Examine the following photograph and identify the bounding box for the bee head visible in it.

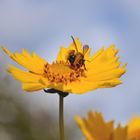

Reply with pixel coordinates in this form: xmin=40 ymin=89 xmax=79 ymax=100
xmin=69 ymin=54 xmax=75 ymax=64
xmin=67 ymin=50 xmax=76 ymax=65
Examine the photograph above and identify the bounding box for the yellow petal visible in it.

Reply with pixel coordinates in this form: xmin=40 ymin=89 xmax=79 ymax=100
xmin=75 ymin=111 xmax=114 ymax=140
xmin=86 ymin=45 xmax=119 ymax=70
xmin=2 ymin=47 xmax=47 ymax=74
xmin=8 ymin=65 xmax=41 ymax=82
xmin=75 ymin=111 xmax=130 ymax=140
xmin=87 ymin=112 xmax=114 ymax=140
xmin=84 ymin=45 xmax=126 ymax=90
xmin=128 ymin=117 xmax=140 ymax=139
xmin=7 ymin=65 xmax=50 ymax=92
xmin=52 ymin=80 xmax=98 ymax=94
xmin=97 ymin=78 xmax=122 ymax=88
xmin=56 ymin=46 xmax=68 ymax=62
xmin=86 ymin=56 xmax=121 ymax=74
xmin=22 ymin=83 xmax=46 ymax=92
xmin=45 ymin=78 xmax=122 ymax=94
xmin=75 ymin=116 xmax=94 ymax=140
xmin=90 ymin=47 xmax=104 ymax=61
xmin=113 ymin=125 xmax=128 ymax=140
xmin=86 ymin=67 xmax=126 ymax=82
xmin=1 ymin=46 xmax=12 ymax=56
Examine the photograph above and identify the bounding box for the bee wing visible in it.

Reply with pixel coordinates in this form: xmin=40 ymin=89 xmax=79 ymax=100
xmin=83 ymin=45 xmax=89 ymax=55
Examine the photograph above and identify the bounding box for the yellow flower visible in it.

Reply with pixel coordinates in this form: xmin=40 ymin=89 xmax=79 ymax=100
xmin=76 ymin=111 xmax=140 ymax=140
xmin=76 ymin=111 xmax=128 ymax=140
xmin=128 ymin=117 xmax=140 ymax=139
xmin=2 ymin=37 xmax=126 ymax=94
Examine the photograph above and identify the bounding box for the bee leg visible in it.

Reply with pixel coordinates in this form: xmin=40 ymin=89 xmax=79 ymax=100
xmin=83 ymin=64 xmax=87 ymax=71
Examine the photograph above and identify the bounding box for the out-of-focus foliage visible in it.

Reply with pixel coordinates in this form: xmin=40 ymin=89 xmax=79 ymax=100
xmin=0 ymin=60 xmax=76 ymax=140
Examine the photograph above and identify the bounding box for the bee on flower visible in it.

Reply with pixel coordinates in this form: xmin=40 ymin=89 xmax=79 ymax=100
xmin=67 ymin=36 xmax=90 ymax=70
xmin=1 ymin=37 xmax=126 ymax=94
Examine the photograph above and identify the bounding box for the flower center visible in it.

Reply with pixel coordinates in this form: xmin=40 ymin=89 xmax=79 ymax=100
xmin=43 ymin=61 xmax=86 ymax=84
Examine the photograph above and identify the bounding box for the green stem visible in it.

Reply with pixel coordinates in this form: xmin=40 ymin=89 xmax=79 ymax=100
xmin=59 ymin=94 xmax=65 ymax=140
xmin=44 ymin=89 xmax=68 ymax=140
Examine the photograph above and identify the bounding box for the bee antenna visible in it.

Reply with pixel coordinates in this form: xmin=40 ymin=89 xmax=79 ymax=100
xmin=71 ymin=35 xmax=78 ymax=52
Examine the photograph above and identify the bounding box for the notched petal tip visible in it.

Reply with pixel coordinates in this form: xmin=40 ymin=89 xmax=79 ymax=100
xmin=7 ymin=64 xmax=16 ymax=73
xmin=2 ymin=47 xmax=47 ymax=74
xmin=74 ymin=115 xmax=83 ymax=123
xmin=1 ymin=46 xmax=12 ymax=56
xmin=85 ymin=44 xmax=127 ymax=91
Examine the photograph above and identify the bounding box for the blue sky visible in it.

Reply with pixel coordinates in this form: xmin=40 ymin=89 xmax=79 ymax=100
xmin=0 ymin=0 xmax=140 ymax=127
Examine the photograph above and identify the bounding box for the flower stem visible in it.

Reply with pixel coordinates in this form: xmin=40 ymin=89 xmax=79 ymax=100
xmin=59 ymin=94 xmax=65 ymax=140
xmin=44 ymin=88 xmax=68 ymax=140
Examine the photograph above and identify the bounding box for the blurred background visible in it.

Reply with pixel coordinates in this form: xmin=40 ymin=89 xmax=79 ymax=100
xmin=0 ymin=0 xmax=139 ymax=139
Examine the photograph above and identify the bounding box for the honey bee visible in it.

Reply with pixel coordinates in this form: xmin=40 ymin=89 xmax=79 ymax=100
xmin=67 ymin=36 xmax=89 ymax=70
